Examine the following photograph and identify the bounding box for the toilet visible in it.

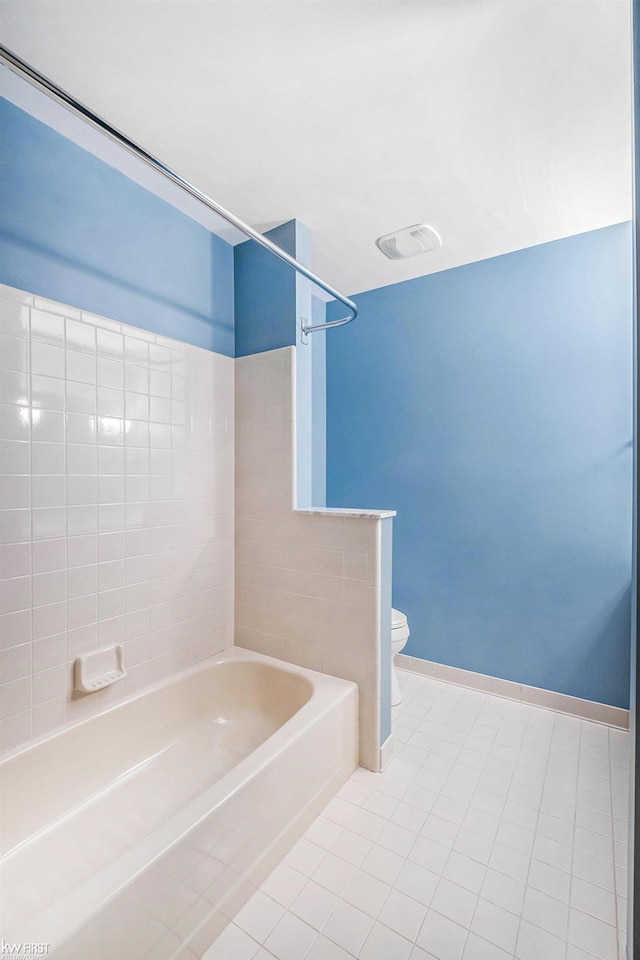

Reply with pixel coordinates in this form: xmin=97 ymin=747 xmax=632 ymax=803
xmin=391 ymin=608 xmax=410 ymax=706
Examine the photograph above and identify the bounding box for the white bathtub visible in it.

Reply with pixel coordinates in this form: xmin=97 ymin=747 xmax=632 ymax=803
xmin=0 ymin=647 xmax=358 ymax=959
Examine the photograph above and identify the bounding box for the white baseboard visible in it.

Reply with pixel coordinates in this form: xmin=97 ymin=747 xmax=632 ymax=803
xmin=379 ymin=733 xmax=394 ymax=770
xmin=395 ymin=654 xmax=629 ymax=729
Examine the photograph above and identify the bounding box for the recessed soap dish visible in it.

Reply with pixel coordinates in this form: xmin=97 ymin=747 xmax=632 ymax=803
xmin=74 ymin=644 xmax=126 ymax=693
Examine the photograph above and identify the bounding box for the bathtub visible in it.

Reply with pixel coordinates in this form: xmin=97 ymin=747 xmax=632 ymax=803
xmin=0 ymin=647 xmax=358 ymax=959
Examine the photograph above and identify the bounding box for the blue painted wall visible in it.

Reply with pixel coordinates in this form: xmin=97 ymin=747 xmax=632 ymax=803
xmin=327 ymin=224 xmax=634 ymax=708
xmin=0 ymin=98 xmax=234 ymax=354
xmin=234 ymin=221 xmax=298 ymax=357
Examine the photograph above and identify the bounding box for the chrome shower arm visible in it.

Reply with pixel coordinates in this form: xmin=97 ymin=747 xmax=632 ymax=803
xmin=0 ymin=44 xmax=357 ymax=337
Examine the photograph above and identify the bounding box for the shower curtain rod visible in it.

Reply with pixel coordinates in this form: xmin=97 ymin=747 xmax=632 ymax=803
xmin=0 ymin=44 xmax=357 ymax=337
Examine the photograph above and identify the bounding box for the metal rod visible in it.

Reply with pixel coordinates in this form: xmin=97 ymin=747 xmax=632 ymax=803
xmin=0 ymin=44 xmax=357 ymax=336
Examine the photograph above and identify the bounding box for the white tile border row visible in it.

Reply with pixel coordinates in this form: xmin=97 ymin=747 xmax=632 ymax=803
xmin=395 ymin=653 xmax=629 ymax=729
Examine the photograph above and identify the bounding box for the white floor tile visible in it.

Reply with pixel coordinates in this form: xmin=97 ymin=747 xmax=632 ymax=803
xmin=304 ymin=816 xmax=344 ymax=851
xmin=305 ymin=935 xmax=354 ymax=960
xmin=488 ymin=841 xmax=530 ymax=883
xmin=410 ymin=836 xmax=451 ymax=875
xmin=495 ymin=819 xmax=535 ymax=856
xmin=480 ymin=867 xmax=525 ymax=916
xmin=521 ymin=885 xmax=569 ymax=939
xmin=515 ymin=918 xmax=566 ymax=960
xmin=571 ymin=876 xmax=618 ymax=926
xmin=416 ymin=909 xmax=468 ymax=960
xmin=394 ymin=859 xmax=440 ymax=906
xmin=351 ymin=767 xmax=383 ymax=788
xmin=431 ymin=794 xmax=468 ymax=826
xmin=324 ymin=796 xmax=359 ymax=827
xmin=414 ymin=768 xmax=447 ymax=795
xmin=501 ymin=799 xmax=538 ymax=832
xmin=462 ymin=806 xmax=501 ymax=840
xmin=235 ymin=891 xmax=287 ymax=944
xmin=572 ymin=848 xmax=616 ymax=893
xmin=462 ymin=932 xmax=512 ymax=960
xmin=568 ymin=908 xmax=618 ymax=960
xmin=262 ymin=912 xmax=318 ymax=960
xmin=440 ymin=778 xmax=475 ymax=806
xmin=284 ymin=837 xmax=327 ymax=876
xmin=376 ymin=773 xmax=411 ymax=801
xmin=332 ymin=827 xmax=374 ymax=867
xmin=313 ymin=852 xmax=359 ymax=897
xmin=541 ymin=793 xmax=576 ymax=823
xmin=531 ymin=833 xmax=572 ymax=872
xmin=377 ymin=888 xmax=428 ymax=942
xmin=322 ymin=899 xmax=374 ymax=956
xmin=360 ymin=842 xmax=405 ymax=884
xmin=421 ymin=813 xmax=460 ymax=847
xmin=537 ymin=811 xmax=568 ymax=843
xmin=430 ymin=878 xmax=477 ymax=928
xmin=338 ymin=780 xmax=374 ymax=806
xmin=579 ymin=788 xmax=612 ymax=816
xmin=451 ymin=831 xmax=492 ymax=870
xmin=362 ymin=789 xmax=399 ymax=819
xmin=391 ymin=800 xmax=430 ymax=834
xmin=442 ymin=851 xmax=486 ymax=894
xmin=527 ymin=857 xmax=571 ymax=902
xmin=259 ymin=863 xmax=308 ymax=909
xmin=566 ymin=945 xmax=608 ymax=960
xmin=470 ymin=897 xmax=519 ymax=953
xmin=377 ymin=820 xmax=416 ymax=857
xmin=289 ymin=880 xmax=338 ymax=931
xmin=203 ymin=671 xmax=629 ymax=960
xmin=359 ymin=921 xmax=413 ymax=960
xmin=202 ymin=923 xmax=260 ymax=960
xmin=449 ymin=759 xmax=482 ymax=783
xmin=349 ymin=808 xmax=387 ymax=843
xmin=575 ymin=824 xmax=616 ymax=863
xmin=576 ymin=805 xmax=615 ymax=839
xmin=343 ymin=869 xmax=392 ymax=918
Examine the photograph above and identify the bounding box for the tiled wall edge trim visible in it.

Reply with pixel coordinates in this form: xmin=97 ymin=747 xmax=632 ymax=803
xmin=379 ymin=732 xmax=394 ymax=771
xmin=395 ymin=653 xmax=629 ymax=730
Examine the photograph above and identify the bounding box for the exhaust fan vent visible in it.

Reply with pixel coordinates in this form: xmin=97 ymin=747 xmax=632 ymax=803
xmin=376 ymin=224 xmax=442 ymax=260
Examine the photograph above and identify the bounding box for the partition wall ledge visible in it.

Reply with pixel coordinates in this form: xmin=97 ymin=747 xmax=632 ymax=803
xmin=295 ymin=507 xmax=397 ymax=519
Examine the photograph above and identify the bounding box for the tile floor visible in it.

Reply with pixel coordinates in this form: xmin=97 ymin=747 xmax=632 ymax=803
xmin=203 ymin=669 xmax=630 ymax=960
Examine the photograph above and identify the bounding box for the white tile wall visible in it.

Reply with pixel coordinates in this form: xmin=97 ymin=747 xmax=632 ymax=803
xmin=0 ymin=284 xmax=234 ymax=753
xmin=235 ymin=348 xmax=383 ymax=771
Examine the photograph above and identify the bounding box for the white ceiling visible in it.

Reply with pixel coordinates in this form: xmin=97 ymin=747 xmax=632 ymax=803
xmin=0 ymin=0 xmax=633 ymax=298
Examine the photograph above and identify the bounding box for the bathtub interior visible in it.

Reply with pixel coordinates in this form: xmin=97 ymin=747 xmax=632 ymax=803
xmin=2 ymin=659 xmax=313 ymax=858
xmin=0 ymin=649 xmax=358 ymax=958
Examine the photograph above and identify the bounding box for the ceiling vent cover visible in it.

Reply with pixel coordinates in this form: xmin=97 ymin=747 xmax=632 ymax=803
xmin=376 ymin=223 xmax=442 ymax=260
